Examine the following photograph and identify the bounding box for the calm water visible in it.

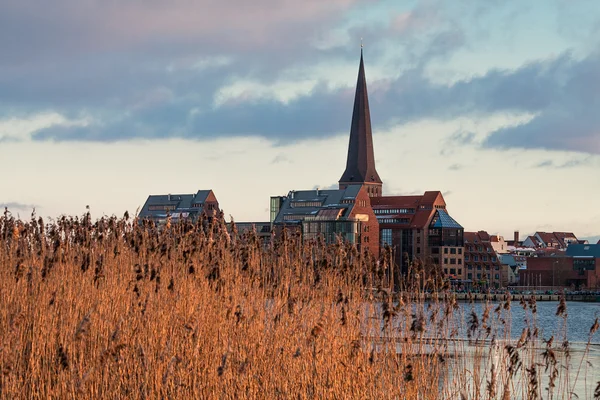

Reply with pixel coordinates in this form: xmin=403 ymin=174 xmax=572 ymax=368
xmin=456 ymin=300 xmax=600 ymax=344
xmin=370 ymin=301 xmax=600 ymax=398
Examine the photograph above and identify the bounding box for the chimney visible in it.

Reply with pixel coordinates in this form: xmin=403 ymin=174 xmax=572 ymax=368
xmin=168 ymin=194 xmax=171 ymax=201
xmin=316 ymin=187 xmax=319 ymax=197
xmin=514 ymin=231 xmax=519 ymax=246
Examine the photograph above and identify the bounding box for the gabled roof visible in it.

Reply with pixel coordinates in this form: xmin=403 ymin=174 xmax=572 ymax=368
xmin=339 ymin=50 xmax=382 ymax=186
xmin=371 ymin=191 xmax=451 ymax=229
xmin=273 ymin=185 xmax=364 ymax=224
xmin=430 ymin=209 xmax=463 ymax=229
xmin=138 ymin=190 xmax=216 ymax=220
xmin=566 ymin=244 xmax=600 ymax=258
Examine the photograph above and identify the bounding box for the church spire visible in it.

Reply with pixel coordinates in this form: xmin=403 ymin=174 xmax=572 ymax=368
xmin=339 ymin=48 xmax=383 ymax=197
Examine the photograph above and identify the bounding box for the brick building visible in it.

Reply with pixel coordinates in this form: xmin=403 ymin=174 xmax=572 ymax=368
xmin=139 ymin=190 xmax=220 ymax=226
xmin=271 ymin=49 xmax=462 ymax=270
xmin=271 ymin=185 xmax=379 ymax=256
xmin=518 ymin=244 xmax=600 ymax=289
xmin=464 ymin=231 xmax=503 ymax=288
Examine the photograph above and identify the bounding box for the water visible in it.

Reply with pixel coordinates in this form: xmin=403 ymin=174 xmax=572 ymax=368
xmin=368 ymin=301 xmax=600 ymax=398
xmin=456 ymin=301 xmax=600 ymax=344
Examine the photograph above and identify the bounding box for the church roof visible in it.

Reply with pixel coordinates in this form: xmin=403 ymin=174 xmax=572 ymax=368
xmin=339 ymin=50 xmax=382 ymax=185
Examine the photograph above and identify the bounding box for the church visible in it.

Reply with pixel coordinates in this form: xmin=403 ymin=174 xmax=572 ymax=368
xmin=271 ymin=49 xmax=465 ymax=278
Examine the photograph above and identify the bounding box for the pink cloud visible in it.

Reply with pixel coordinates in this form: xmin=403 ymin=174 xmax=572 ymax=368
xmin=3 ymin=0 xmax=366 ymax=58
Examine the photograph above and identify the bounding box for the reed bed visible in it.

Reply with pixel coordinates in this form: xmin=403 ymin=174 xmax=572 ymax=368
xmin=0 ymin=209 xmax=598 ymax=399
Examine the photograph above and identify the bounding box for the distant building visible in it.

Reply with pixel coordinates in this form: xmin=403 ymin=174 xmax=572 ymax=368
xmin=231 ymin=222 xmax=272 ymax=247
xmin=371 ymin=192 xmax=464 ymax=276
xmin=139 ymin=190 xmax=219 ymax=226
xmin=464 ymin=231 xmax=503 ymax=288
xmin=518 ymin=244 xmax=600 ymax=289
xmin=522 ymin=231 xmax=578 ymax=250
xmin=271 ymin=185 xmax=379 ymax=256
xmin=499 ymin=254 xmax=519 ymax=286
xmin=490 ymin=234 xmax=509 ymax=254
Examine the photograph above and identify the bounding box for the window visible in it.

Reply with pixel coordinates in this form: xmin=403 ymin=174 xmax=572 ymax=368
xmin=444 ymin=258 xmax=448 ymax=264
xmin=467 ymin=264 xmax=472 ymax=270
xmin=291 ymin=201 xmax=322 ymax=208
xmin=444 ymin=248 xmax=448 ymax=254
xmin=477 ymin=273 xmax=481 ymax=279
xmin=495 ymin=265 xmax=499 ymax=270
xmin=477 ymin=265 xmax=482 ymax=270
xmin=431 ymin=247 xmax=440 ymax=254
xmin=458 ymin=269 xmax=462 ymax=276
xmin=364 ymin=226 xmax=369 ymax=233
xmin=416 ymin=236 xmax=421 ymax=244
xmin=458 ymin=259 xmax=462 ymax=265
xmin=450 ymin=268 xmax=456 ymax=275
xmin=491 ymin=257 xmax=497 ymax=262
xmin=433 ymin=258 xmax=440 ymax=265
xmin=458 ymin=248 xmax=463 ymax=255
xmin=380 ymin=229 xmax=392 ymax=246
xmin=495 ymin=274 xmax=500 ymax=280
xmin=450 ymin=258 xmax=456 ymax=265
xmin=416 ymin=247 xmax=421 ymax=254
xmin=467 ymin=273 xmax=473 ymax=279
xmin=478 ymin=246 xmax=483 ymax=251
xmin=444 ymin=268 xmax=448 ymax=274
xmin=474 ymin=255 xmax=479 ymax=262
xmin=465 ymin=255 xmax=470 ymax=261
xmin=450 ymin=248 xmax=457 ymax=254
xmin=483 ymin=256 xmax=488 ymax=262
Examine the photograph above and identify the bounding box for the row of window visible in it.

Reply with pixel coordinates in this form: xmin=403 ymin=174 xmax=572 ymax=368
xmin=377 ymin=218 xmax=410 ymax=224
xmin=290 ymin=201 xmax=322 ymax=208
xmin=466 ymin=245 xmax=493 ymax=252
xmin=466 ymin=273 xmax=500 ymax=280
xmin=148 ymin=205 xmax=177 ymax=211
xmin=444 ymin=247 xmax=462 ymax=255
xmin=443 ymin=258 xmax=462 ymax=265
xmin=465 ymin=264 xmax=500 ymax=270
xmin=464 ymin=255 xmax=497 ymax=262
xmin=374 ymin=208 xmax=415 ymax=214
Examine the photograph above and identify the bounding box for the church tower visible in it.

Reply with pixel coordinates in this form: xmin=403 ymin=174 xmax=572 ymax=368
xmin=339 ymin=49 xmax=383 ymax=197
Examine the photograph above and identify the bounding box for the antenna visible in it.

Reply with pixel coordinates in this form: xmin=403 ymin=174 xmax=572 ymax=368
xmin=360 ymin=37 xmax=363 ymax=49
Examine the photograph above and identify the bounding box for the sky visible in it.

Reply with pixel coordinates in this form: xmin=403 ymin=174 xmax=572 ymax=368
xmin=0 ymin=0 xmax=599 ymax=241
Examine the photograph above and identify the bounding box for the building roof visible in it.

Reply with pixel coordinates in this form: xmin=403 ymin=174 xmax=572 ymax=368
xmin=371 ymin=191 xmax=449 ymax=229
xmin=430 ymin=209 xmax=463 ymax=229
xmin=339 ymin=50 xmax=382 ymax=186
xmin=273 ymin=185 xmax=363 ymax=224
xmin=138 ymin=190 xmax=216 ymax=221
xmin=566 ymin=244 xmax=600 ymax=258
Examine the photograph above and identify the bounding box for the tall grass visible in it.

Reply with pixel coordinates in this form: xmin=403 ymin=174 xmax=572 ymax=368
xmin=0 ymin=209 xmax=598 ymax=399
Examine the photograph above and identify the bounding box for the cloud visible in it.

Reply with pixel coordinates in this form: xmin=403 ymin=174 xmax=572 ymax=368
xmin=0 ymin=202 xmax=37 ymax=211
xmin=0 ymin=0 xmax=361 ymax=66
xmin=19 ymin=49 xmax=600 ymax=157
xmin=2 ymin=0 xmax=600 ymax=156
xmin=533 ymin=157 xmax=595 ymax=169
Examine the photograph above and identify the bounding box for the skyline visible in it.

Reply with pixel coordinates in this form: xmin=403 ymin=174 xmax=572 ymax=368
xmin=1 ymin=0 xmax=599 ymax=241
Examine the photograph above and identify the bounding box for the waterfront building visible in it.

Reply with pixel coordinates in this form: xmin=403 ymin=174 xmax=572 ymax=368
xmin=518 ymin=244 xmax=600 ymax=289
xmin=464 ymin=231 xmax=503 ymax=288
xmin=371 ymin=192 xmax=464 ymax=277
xmin=271 ymin=185 xmax=379 ymax=255
xmin=139 ymin=190 xmax=220 ymax=226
